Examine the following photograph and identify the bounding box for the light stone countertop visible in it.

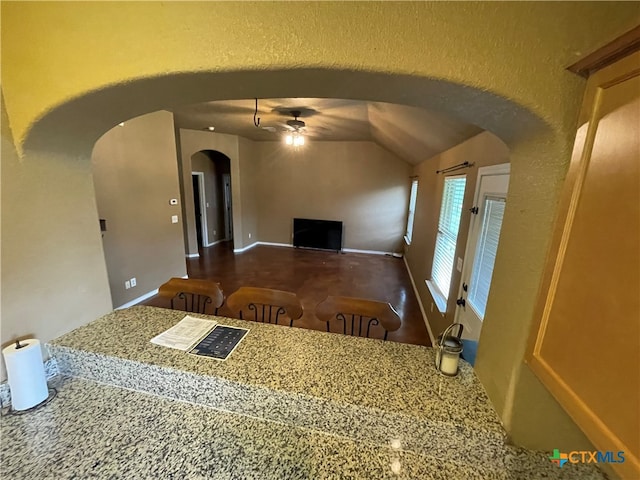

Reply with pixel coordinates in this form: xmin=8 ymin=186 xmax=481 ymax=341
xmin=47 ymin=306 xmax=501 ymax=434
xmin=0 ymin=376 xmax=607 ymax=480
xmin=0 ymin=306 xmax=609 ymax=479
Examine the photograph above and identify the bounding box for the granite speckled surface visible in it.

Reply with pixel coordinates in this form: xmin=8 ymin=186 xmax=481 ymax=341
xmin=47 ymin=307 xmax=506 ymax=464
xmin=48 ymin=307 xmax=498 ymax=424
xmin=26 ymin=306 xmax=608 ymax=479
xmin=1 ymin=376 xmax=606 ymax=479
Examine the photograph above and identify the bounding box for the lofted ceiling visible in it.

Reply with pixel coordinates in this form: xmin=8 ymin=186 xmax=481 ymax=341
xmin=171 ymin=98 xmax=483 ymax=165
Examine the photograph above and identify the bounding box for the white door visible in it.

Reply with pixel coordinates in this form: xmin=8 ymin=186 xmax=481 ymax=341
xmin=455 ymin=164 xmax=510 ymax=341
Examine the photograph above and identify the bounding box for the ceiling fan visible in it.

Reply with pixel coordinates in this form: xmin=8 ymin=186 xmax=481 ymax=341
xmin=256 ymin=109 xmax=310 ymax=145
xmin=280 ymin=111 xmax=306 ymax=145
xmin=284 ymin=110 xmax=306 ymax=132
xmin=258 ymin=109 xmax=308 ymax=133
xmin=247 ymin=99 xmax=334 ymax=143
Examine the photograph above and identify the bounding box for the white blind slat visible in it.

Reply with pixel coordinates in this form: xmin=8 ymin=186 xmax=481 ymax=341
xmin=468 ymin=196 xmax=505 ymax=319
xmin=406 ymin=180 xmax=419 ymax=242
xmin=431 ymin=175 xmax=466 ymax=298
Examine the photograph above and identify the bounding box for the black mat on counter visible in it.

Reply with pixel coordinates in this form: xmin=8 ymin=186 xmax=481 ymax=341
xmin=189 ymin=325 xmax=249 ymax=360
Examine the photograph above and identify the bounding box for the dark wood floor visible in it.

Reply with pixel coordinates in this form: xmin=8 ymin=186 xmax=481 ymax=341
xmin=142 ymin=242 xmax=431 ymax=346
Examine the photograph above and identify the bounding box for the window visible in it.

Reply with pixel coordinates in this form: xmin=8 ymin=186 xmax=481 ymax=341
xmin=468 ymin=196 xmax=505 ymax=319
xmin=405 ymin=180 xmax=418 ymax=244
xmin=430 ymin=175 xmax=466 ymax=302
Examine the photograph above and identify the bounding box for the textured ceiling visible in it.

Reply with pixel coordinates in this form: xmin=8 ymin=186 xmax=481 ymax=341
xmin=171 ymin=98 xmax=483 ymax=165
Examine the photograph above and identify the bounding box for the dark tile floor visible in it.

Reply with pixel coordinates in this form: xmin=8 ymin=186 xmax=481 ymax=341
xmin=143 ymin=242 xmax=431 ymax=346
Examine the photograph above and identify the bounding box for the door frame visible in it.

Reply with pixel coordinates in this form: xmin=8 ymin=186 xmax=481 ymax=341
xmin=455 ymin=162 xmax=510 ymax=340
xmin=192 ymin=172 xmax=209 ymax=247
xmin=222 ymin=173 xmax=233 ymax=241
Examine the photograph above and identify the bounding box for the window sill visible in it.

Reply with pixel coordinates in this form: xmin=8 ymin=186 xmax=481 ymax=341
xmin=404 ymin=235 xmax=411 ymax=246
xmin=426 ymin=280 xmax=447 ymax=314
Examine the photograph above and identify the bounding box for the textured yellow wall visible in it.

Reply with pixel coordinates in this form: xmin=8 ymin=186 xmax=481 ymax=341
xmin=1 ymin=0 xmax=638 ymax=454
xmin=0 ymin=97 xmax=113 ymax=377
xmin=3 ymin=2 xmax=638 ymax=151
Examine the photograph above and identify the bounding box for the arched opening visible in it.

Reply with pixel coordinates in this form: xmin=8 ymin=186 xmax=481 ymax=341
xmin=21 ymin=69 xmax=547 ymax=157
xmin=26 ymin=66 xmax=546 ymax=379
xmin=187 ymin=150 xmax=232 ymax=253
xmin=8 ymin=67 xmax=559 ymax=441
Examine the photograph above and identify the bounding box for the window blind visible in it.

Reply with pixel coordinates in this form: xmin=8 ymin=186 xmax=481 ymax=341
xmin=468 ymin=196 xmax=505 ymax=319
xmin=431 ymin=175 xmax=466 ymax=299
xmin=405 ymin=180 xmax=419 ymax=242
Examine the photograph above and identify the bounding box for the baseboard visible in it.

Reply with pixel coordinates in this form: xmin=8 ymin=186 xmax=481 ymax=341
xmin=342 ymin=248 xmax=394 ymax=256
xmin=233 ymin=242 xmax=397 ymax=257
xmin=403 ymin=256 xmax=436 ymax=345
xmin=115 ymin=288 xmax=159 ymax=310
xmin=257 ymin=242 xmax=293 ymax=248
xmin=233 ymin=241 xmax=258 ymax=253
xmin=205 ymin=239 xmax=226 ymax=247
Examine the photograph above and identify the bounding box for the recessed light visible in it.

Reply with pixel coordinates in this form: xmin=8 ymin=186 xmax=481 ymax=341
xmin=118 ymin=122 xmax=125 ymax=127
xmin=206 ymin=126 xmax=215 ymax=131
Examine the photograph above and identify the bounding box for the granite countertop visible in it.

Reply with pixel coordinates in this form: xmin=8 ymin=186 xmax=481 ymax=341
xmin=2 ymin=306 xmax=608 ymax=479
xmin=0 ymin=376 xmax=485 ymax=480
xmin=48 ymin=306 xmax=499 ymax=433
xmin=0 ymin=376 xmax=606 ymax=480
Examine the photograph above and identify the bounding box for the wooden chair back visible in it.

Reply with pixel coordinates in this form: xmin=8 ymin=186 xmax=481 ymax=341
xmin=158 ymin=278 xmax=224 ymax=315
xmin=315 ymin=296 xmax=401 ymax=340
xmin=226 ymin=287 xmax=303 ymax=326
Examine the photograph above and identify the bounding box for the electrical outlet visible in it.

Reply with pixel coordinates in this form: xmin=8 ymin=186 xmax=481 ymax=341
xmin=248 ymin=233 xmax=252 ymax=239
xmin=130 ymin=277 xmax=137 ymax=287
xmin=171 ymin=215 xmax=179 ymax=224
xmin=125 ymin=280 xmax=131 ymax=289
xmin=213 ymin=230 xmax=216 ymax=236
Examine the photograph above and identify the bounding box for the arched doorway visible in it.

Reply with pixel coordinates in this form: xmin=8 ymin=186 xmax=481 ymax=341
xmin=188 ymin=150 xmax=232 ymax=252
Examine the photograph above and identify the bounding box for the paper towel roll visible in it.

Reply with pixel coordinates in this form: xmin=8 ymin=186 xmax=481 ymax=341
xmin=2 ymin=339 xmax=49 ymax=410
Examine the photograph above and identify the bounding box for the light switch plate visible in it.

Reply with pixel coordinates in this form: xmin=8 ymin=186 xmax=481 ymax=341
xmin=171 ymin=215 xmax=179 ymax=224
xmin=456 ymin=257 xmax=463 ymax=272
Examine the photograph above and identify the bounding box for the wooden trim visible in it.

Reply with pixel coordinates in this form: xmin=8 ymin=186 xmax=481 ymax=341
xmin=528 ymin=51 xmax=640 ymax=479
xmin=567 ymin=25 xmax=640 ymax=77
xmin=528 ymin=357 xmax=640 ymax=479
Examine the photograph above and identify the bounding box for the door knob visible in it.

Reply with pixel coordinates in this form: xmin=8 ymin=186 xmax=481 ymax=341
xmin=456 ymin=297 xmax=466 ymax=308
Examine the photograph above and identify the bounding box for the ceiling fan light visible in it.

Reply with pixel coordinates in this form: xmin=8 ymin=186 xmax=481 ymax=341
xmin=294 ymin=135 xmax=305 ymax=146
xmin=285 ymin=134 xmax=293 ymax=145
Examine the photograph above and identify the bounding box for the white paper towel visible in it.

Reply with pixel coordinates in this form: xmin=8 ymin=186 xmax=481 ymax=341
xmin=2 ymin=339 xmax=49 ymax=410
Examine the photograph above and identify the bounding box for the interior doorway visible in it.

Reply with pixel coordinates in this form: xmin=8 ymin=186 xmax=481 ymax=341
xmin=192 ymin=172 xmax=208 ymax=248
xmin=455 ymin=163 xmax=510 ymax=341
xmin=222 ymin=173 xmax=233 ymax=241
